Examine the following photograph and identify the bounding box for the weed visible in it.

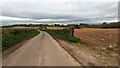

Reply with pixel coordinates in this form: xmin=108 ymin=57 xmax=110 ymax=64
xmin=2 ymin=28 xmax=39 ymax=51
xmin=43 ymin=29 xmax=85 ymax=44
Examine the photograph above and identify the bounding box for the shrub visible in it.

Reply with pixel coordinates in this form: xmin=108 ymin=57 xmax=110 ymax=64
xmin=2 ymin=28 xmax=39 ymax=51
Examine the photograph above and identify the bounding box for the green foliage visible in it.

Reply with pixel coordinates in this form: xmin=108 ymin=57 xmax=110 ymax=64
xmin=101 ymin=22 xmax=120 ymax=28
xmin=2 ymin=22 xmax=120 ymax=29
xmin=2 ymin=28 xmax=39 ymax=51
xmin=78 ymin=22 xmax=120 ymax=28
xmin=43 ymin=29 xmax=84 ymax=43
xmin=67 ymin=36 xmax=80 ymax=42
xmin=71 ymin=22 xmax=120 ymax=29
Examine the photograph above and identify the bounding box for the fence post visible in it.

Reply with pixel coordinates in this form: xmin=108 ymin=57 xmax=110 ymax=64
xmin=71 ymin=28 xmax=74 ymax=37
xmin=45 ymin=26 xmax=47 ymax=29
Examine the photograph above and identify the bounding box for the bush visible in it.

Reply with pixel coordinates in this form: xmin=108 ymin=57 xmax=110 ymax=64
xmin=2 ymin=28 xmax=39 ymax=51
xmin=43 ymin=29 xmax=84 ymax=43
xmin=67 ymin=37 xmax=80 ymax=42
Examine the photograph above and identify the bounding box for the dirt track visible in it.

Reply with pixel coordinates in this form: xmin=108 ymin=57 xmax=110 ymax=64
xmin=3 ymin=31 xmax=80 ymax=66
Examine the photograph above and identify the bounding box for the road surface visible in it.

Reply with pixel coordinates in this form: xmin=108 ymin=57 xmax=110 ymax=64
xmin=3 ymin=31 xmax=80 ymax=66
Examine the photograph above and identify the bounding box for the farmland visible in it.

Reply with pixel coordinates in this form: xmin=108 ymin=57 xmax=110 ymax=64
xmin=11 ymin=26 xmax=39 ymax=29
xmin=46 ymin=27 xmax=65 ymax=30
xmin=74 ymin=28 xmax=118 ymax=48
xmin=56 ymin=28 xmax=118 ymax=66
xmin=2 ymin=28 xmax=39 ymax=51
xmin=2 ymin=26 xmax=119 ymax=66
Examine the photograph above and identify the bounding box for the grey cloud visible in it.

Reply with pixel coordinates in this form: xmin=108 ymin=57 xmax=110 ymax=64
xmin=1 ymin=2 xmax=118 ymax=25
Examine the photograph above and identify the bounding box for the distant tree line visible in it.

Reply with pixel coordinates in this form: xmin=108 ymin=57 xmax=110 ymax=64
xmin=73 ymin=22 xmax=120 ymax=29
xmin=2 ymin=24 xmax=67 ymax=28
xmin=2 ymin=22 xmax=120 ymax=28
xmin=100 ymin=22 xmax=120 ymax=28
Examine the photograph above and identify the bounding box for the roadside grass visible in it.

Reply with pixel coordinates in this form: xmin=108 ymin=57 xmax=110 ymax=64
xmin=43 ymin=29 xmax=85 ymax=44
xmin=2 ymin=28 xmax=40 ymax=51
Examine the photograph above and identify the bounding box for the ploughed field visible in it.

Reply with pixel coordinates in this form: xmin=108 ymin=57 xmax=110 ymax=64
xmin=74 ymin=28 xmax=118 ymax=48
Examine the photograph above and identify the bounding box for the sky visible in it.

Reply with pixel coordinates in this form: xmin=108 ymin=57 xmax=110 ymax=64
xmin=0 ymin=0 xmax=119 ymax=26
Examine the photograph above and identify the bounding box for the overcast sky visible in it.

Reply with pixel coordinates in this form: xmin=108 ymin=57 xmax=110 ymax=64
xmin=0 ymin=0 xmax=119 ymax=26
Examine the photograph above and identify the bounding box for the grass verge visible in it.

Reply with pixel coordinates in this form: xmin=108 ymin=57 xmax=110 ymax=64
xmin=2 ymin=28 xmax=40 ymax=51
xmin=43 ymin=29 xmax=85 ymax=44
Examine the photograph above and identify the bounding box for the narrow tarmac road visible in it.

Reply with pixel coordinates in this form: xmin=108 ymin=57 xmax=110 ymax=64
xmin=3 ymin=31 xmax=80 ymax=66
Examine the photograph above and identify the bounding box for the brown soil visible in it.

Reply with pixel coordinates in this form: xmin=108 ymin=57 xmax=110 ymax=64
xmin=74 ymin=28 xmax=118 ymax=51
xmin=57 ymin=39 xmax=118 ymax=66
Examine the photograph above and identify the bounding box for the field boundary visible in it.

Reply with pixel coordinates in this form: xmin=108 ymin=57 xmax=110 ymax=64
xmin=2 ymin=39 xmax=27 ymax=60
xmin=2 ymin=32 xmax=40 ymax=60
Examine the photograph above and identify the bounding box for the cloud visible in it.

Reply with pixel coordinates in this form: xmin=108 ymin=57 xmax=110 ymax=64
xmin=0 ymin=1 xmax=118 ymax=25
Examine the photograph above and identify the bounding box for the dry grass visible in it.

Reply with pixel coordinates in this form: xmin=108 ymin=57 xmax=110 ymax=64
xmin=46 ymin=27 xmax=65 ymax=30
xmin=11 ymin=26 xmax=39 ymax=29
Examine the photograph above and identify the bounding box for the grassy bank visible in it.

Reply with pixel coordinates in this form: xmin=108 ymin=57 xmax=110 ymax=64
xmin=43 ymin=29 xmax=85 ymax=43
xmin=2 ymin=28 xmax=40 ymax=51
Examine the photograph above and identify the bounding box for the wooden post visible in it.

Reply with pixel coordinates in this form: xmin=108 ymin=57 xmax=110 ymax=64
xmin=45 ymin=26 xmax=47 ymax=29
xmin=71 ymin=28 xmax=74 ymax=37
